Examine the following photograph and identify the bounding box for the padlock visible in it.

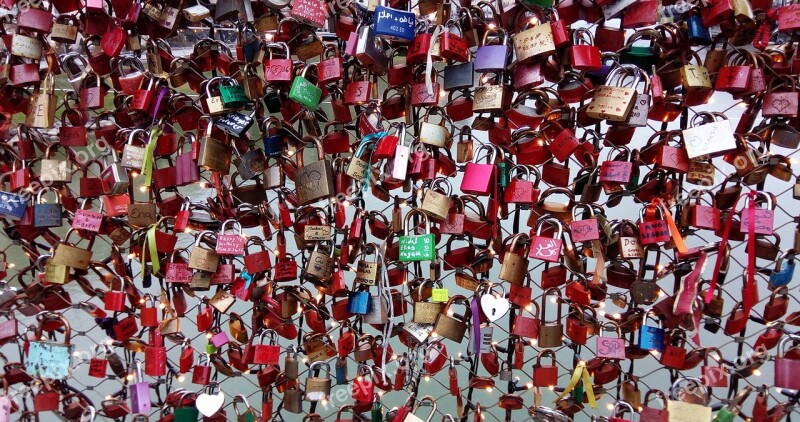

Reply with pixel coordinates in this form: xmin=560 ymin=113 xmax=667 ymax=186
xmin=537 ymin=288 xmax=563 ymax=348
xmin=253 ymin=330 xmax=281 ymax=365
xmin=769 ymin=250 xmax=796 ymax=289
xmin=399 ymin=209 xmax=436 ymax=262
xmin=596 ymin=322 xmax=626 ymax=360
xmin=529 ymin=218 xmax=564 ymax=263
xmin=305 ymin=361 xmax=332 ymax=402
xmin=433 ymin=295 xmax=471 ymax=342
xmin=402 ymin=395 xmax=437 ymax=422
xmin=188 ymin=230 xmax=221 ymax=273
xmin=587 ymin=65 xmax=639 ymax=122
xmin=191 ymin=353 xmax=212 ymax=385
xmin=499 ymin=234 xmax=531 ymax=284
xmin=295 ymin=136 xmax=335 ymax=205
xmin=103 ymin=277 xmax=127 ymax=312
xmin=129 ymin=359 xmax=151 ymax=413
xmin=660 ymin=330 xmax=687 ymax=369
xmin=569 ymin=28 xmax=601 ymax=71
xmin=637 ymin=311 xmax=665 ymax=352
xmin=33 ymin=187 xmax=63 ymax=228
xmin=88 ymin=345 xmax=109 ymax=378
xmin=475 ymin=28 xmax=509 ymax=72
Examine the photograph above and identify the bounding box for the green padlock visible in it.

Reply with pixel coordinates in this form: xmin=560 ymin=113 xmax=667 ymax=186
xmin=289 ymin=63 xmax=322 ymax=111
xmin=206 ymin=343 xmax=218 ymax=354
xmin=712 ymin=385 xmax=753 ymax=422
xmin=174 ymin=405 xmax=200 ymax=422
xmin=498 ymin=161 xmax=510 ymax=188
xmin=265 ymin=91 xmax=281 ymax=113
xmin=619 ymin=31 xmax=661 ymax=73
xmin=399 ymin=209 xmax=436 ymax=262
xmin=219 ymin=80 xmax=249 ymax=109
xmin=520 ymin=0 xmax=554 ymax=9
xmin=371 ymin=398 xmax=383 ymax=422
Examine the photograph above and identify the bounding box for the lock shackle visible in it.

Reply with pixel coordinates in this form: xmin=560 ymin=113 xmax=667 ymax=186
xmin=612 ymin=401 xmax=634 ymax=418
xmin=297 ymin=135 xmax=325 ymax=166
xmin=669 ymin=376 xmax=709 ymax=404
xmin=411 ymin=395 xmax=437 ymax=421
xmin=598 ymin=321 xmax=622 ymax=338
xmin=36 ymin=186 xmax=61 ymax=204
xmin=640 ymin=308 xmax=661 ymax=327
xmin=571 ymin=203 xmax=595 ymax=221
xmin=702 ymin=347 xmax=723 ymax=366
xmin=403 ymin=209 xmax=431 ymax=236
xmin=777 ymin=333 xmax=800 ymax=357
xmin=133 ymin=359 xmax=144 ymax=382
xmin=357 ymin=363 xmax=374 ymax=378
xmin=540 ymin=287 xmax=562 ymax=322
xmin=194 ymin=230 xmax=217 ymax=247
xmin=571 ymin=28 xmax=594 ymax=46
xmin=472 ymin=143 xmax=497 ymax=164
xmin=232 ymin=394 xmax=254 ymax=417
xmin=34 ymin=311 xmax=71 ymax=343
xmin=79 ymin=405 xmax=97 ymax=422
xmin=309 ymin=360 xmax=331 ymax=377
xmin=219 ymin=219 xmax=243 ymax=235
xmin=534 ymin=217 xmax=564 ymax=239
xmin=643 ymin=389 xmax=668 ymax=409
xmin=258 ymin=328 xmax=279 ymax=345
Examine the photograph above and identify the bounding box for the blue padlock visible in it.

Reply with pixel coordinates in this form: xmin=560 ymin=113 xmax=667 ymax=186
xmin=638 ymin=312 xmax=664 ymax=352
xmin=0 ymin=175 xmax=28 ymax=220
xmin=686 ymin=13 xmax=711 ymax=46
xmin=769 ymin=252 xmax=796 ymax=288
xmin=374 ymin=6 xmax=416 ymax=43
xmin=335 ymin=356 xmax=348 ymax=385
xmin=261 ymin=117 xmax=285 ymax=157
xmin=348 ymin=290 xmax=370 ymax=314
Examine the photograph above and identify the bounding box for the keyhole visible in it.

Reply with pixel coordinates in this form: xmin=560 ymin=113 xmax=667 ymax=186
xmin=491 ymin=308 xmax=497 ymax=316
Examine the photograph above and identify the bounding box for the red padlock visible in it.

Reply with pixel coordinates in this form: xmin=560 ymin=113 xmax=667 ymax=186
xmin=140 ymin=295 xmax=158 ymax=327
xmin=532 ymin=350 xmax=558 ymax=387
xmin=701 ymin=348 xmax=728 ymax=387
xmin=569 ymin=29 xmax=601 ymax=72
xmin=423 ymin=340 xmax=448 ymax=374
xmin=659 ymin=331 xmax=687 ymax=370
xmin=88 ymin=345 xmax=109 ymax=378
xmin=252 ymin=331 xmax=281 ymax=365
xmin=191 ymin=353 xmax=212 ymax=385
xmin=638 ymin=204 xmax=671 ymax=245
xmin=352 ymin=365 xmax=375 ymax=402
xmin=103 ymin=282 xmax=126 ymax=312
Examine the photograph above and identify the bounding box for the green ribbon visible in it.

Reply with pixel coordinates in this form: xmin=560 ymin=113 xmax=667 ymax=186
xmin=144 ymin=223 xmax=159 ymax=282
xmin=143 ymin=126 xmax=163 ymax=188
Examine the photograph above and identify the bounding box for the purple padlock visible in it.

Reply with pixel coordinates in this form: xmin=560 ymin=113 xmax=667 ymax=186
xmin=129 ymin=359 xmax=151 ymax=413
xmin=474 ymin=28 xmax=509 ymax=73
xmin=211 ymin=331 xmax=230 ymax=348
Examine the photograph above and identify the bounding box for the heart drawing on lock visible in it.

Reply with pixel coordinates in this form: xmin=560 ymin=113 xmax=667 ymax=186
xmin=196 ymin=390 xmax=225 ymax=417
xmin=772 ymin=97 xmax=791 ymax=112
xmin=480 ymin=293 xmax=510 ymax=322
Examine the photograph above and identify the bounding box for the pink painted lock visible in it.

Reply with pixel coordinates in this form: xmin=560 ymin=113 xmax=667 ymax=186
xmin=461 ymin=144 xmax=496 ymax=196
xmin=211 ymin=331 xmax=230 ymax=348
xmin=216 ymin=219 xmax=245 ymax=255
xmin=529 ymin=219 xmax=564 ymax=263
xmin=740 ymin=194 xmax=774 ymax=235
xmin=570 ymin=204 xmax=600 ymax=243
xmin=595 ymin=323 xmax=626 ymax=360
xmin=72 ymin=208 xmax=103 ymax=232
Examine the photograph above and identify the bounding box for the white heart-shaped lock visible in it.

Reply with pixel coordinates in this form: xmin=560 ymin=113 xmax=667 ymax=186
xmin=480 ymin=293 xmax=510 ymax=322
xmin=196 ymin=390 xmax=225 ymax=417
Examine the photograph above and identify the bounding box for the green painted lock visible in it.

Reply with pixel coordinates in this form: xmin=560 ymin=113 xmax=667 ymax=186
xmin=174 ymin=405 xmax=200 ymax=422
xmin=521 ymin=0 xmax=554 ymax=7
xmin=220 ymin=84 xmax=248 ymax=109
xmin=372 ymin=400 xmax=383 ymax=422
xmin=620 ymin=45 xmax=658 ymax=72
xmin=399 ymin=209 xmax=436 ymax=262
xmin=713 ymin=408 xmax=736 ymax=422
xmin=498 ymin=161 xmax=509 ymax=188
xmin=289 ymin=64 xmax=322 ymax=111
xmin=206 ymin=343 xmax=218 ymax=354
xmin=626 ymin=171 xmax=639 ymax=191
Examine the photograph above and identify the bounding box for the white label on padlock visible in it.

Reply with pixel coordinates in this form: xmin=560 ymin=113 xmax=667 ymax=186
xmin=392 ymin=145 xmax=410 ymax=179
xmin=404 ymin=322 xmax=432 ymax=342
xmin=480 ymin=326 xmax=493 ymax=353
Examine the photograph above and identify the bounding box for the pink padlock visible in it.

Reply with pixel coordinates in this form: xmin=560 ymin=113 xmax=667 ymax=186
xmin=461 ymin=144 xmax=497 ymax=196
xmin=216 ymin=219 xmax=245 ymax=255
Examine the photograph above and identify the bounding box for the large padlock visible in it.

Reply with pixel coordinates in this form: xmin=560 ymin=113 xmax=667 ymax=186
xmin=532 ymin=350 xmax=558 ymax=387
xmin=188 ymin=230 xmax=221 ymax=273
xmin=529 ymin=218 xmax=564 ymax=263
xmin=305 ymin=361 xmax=332 ymax=402
xmin=295 ymin=136 xmax=335 ymax=205
xmin=399 ymin=209 xmax=436 ymax=262
xmin=433 ymin=295 xmax=471 ymax=342
xmin=538 ymin=288 xmax=564 ymax=348
xmin=129 ymin=360 xmax=151 ymax=413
